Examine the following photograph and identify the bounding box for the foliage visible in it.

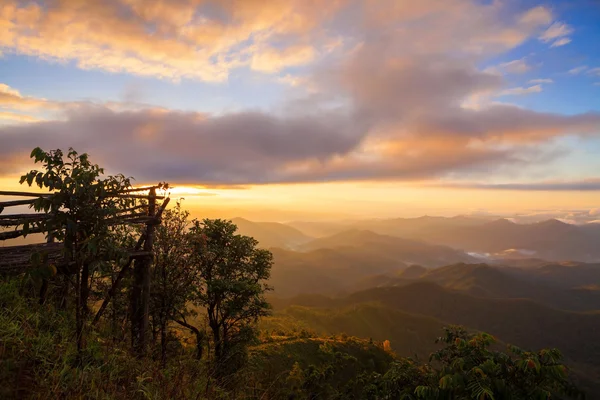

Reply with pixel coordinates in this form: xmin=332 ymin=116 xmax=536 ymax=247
xmin=0 ymin=279 xmax=211 ymax=399
xmin=149 ymin=201 xmax=200 ymax=364
xmin=187 ymin=218 xmax=273 ymax=378
xmin=18 ymin=147 xmax=141 ymax=355
xmin=20 ymin=147 xmax=137 ymax=260
xmin=424 ymin=326 xmax=584 ymax=399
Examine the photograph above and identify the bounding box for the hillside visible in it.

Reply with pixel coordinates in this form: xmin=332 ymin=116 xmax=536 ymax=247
xmin=232 ymin=217 xmax=313 ymax=249
xmin=500 ymin=262 xmax=600 ymax=289
xmin=342 ymin=283 xmax=600 ymax=370
xmin=269 ymin=246 xmax=408 ymax=296
xmin=419 ymin=263 xmax=600 ymax=311
xmin=262 ymin=303 xmax=446 ymax=360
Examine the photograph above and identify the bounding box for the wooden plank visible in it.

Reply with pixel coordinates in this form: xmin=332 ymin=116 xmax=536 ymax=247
xmin=0 ymin=199 xmax=36 ymax=207
xmin=0 ymin=191 xmax=51 ymax=198
xmin=116 ymin=194 xmax=165 ymax=200
xmin=0 ymin=213 xmax=47 ymax=220
xmin=0 ymin=226 xmax=46 ymax=240
xmin=93 ymin=195 xmax=170 ymax=327
xmin=117 ymin=186 xmax=161 ymax=193
xmin=0 ymin=242 xmax=152 ymax=274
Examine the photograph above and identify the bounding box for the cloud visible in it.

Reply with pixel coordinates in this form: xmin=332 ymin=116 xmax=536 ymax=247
xmin=0 ymin=0 xmax=343 ymax=82
xmin=550 ymin=37 xmax=571 ymax=47
xmin=528 ymin=79 xmax=553 ymax=84
xmin=539 ymin=22 xmax=573 ymax=46
xmin=2 ymin=1 xmax=599 ymax=186
xmin=444 ymin=180 xmax=600 ymax=191
xmin=568 ymin=66 xmax=587 ymax=75
xmin=0 ymin=111 xmax=39 ymax=123
xmin=486 ymin=58 xmax=531 ymax=75
xmin=588 ymin=68 xmax=600 ymax=77
xmin=0 ymin=106 xmax=369 ymax=184
xmin=251 ymin=45 xmax=316 ymax=73
xmin=0 ymin=83 xmax=56 ymax=110
xmin=499 ymin=85 xmax=542 ymax=96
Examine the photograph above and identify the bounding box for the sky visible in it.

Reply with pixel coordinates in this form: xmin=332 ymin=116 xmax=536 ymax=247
xmin=1 ymin=0 xmax=600 ymax=221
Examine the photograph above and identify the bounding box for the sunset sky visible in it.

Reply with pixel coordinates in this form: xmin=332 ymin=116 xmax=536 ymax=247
xmin=1 ymin=0 xmax=600 ymax=220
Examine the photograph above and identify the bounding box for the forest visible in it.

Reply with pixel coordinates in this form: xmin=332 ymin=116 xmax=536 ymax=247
xmin=0 ymin=148 xmax=594 ymax=399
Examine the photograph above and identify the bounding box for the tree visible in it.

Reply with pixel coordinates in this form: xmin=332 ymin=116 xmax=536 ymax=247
xmin=149 ymin=201 xmax=202 ymax=364
xmin=20 ymin=147 xmax=137 ymax=355
xmin=362 ymin=326 xmax=585 ymax=400
xmin=187 ymin=219 xmax=273 ymax=378
xmin=424 ymin=326 xmax=584 ymax=399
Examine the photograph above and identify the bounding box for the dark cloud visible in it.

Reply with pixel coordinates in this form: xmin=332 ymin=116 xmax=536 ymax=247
xmin=0 ymin=106 xmax=368 ymax=184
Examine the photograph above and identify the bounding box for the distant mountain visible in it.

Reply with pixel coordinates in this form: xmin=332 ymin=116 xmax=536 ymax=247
xmin=289 ymin=216 xmax=600 ymax=262
xmin=500 ymin=262 xmax=600 ymax=290
xmin=232 ymin=217 xmax=313 ymax=249
xmin=300 ymin=229 xmax=478 ymax=268
xmin=286 ymin=220 xmax=353 ymax=238
xmin=269 ymin=246 xmax=409 ymax=297
xmin=286 ymin=215 xmax=488 ymax=239
xmin=347 ymin=262 xmax=600 ymax=312
xmin=398 ymin=264 xmax=428 ymax=279
xmin=417 ymin=218 xmax=600 ymax=261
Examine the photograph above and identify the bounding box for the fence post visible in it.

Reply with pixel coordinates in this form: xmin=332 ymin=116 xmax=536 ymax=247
xmin=131 ymin=188 xmax=157 ymax=356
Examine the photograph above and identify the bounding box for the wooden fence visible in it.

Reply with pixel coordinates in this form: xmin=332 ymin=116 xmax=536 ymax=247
xmin=0 ymin=185 xmax=170 ymax=355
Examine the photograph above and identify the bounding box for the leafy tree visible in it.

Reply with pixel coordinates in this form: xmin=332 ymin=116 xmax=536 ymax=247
xmin=423 ymin=326 xmax=584 ymax=400
xmin=187 ymin=219 xmax=273 ymax=378
xmin=360 ymin=326 xmax=584 ymax=400
xmin=149 ymin=201 xmax=203 ymax=364
xmin=20 ymin=147 xmax=137 ymax=354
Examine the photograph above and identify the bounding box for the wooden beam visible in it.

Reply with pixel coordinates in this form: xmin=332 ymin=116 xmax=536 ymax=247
xmin=92 ymin=193 xmax=170 ymax=327
xmin=0 ymin=226 xmax=46 ymax=240
xmin=117 ymin=186 xmax=161 ymax=194
xmin=116 ymin=194 xmax=165 ymax=200
xmin=0 ymin=213 xmax=48 ymax=221
xmin=0 ymin=199 xmax=36 ymax=208
xmin=92 ymin=232 xmax=148 ymax=326
xmin=0 ymin=191 xmax=52 ymax=197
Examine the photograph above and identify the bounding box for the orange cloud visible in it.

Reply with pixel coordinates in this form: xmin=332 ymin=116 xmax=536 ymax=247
xmin=0 ymin=0 xmax=342 ymax=81
xmin=0 ymin=111 xmax=39 ymax=123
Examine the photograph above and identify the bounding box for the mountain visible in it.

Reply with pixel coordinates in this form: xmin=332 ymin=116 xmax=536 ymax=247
xmin=300 ymin=229 xmax=478 ymax=267
xmin=276 ymin=283 xmax=600 ymax=394
xmin=269 ymin=246 xmax=409 ymax=296
xmin=346 ymin=262 xmax=600 ymax=312
xmin=286 ymin=220 xmax=352 ymax=238
xmin=232 ymin=217 xmax=313 ymax=249
xmin=286 ymin=215 xmax=488 ymax=239
xmin=500 ymin=262 xmax=600 ymax=290
xmin=415 ymin=218 xmax=600 ymax=261
xmin=288 ymin=216 xmax=600 ymax=262
xmin=344 ymin=283 xmax=600 ymax=365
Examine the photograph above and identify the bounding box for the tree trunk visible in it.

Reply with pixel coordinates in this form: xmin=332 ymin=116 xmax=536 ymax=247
xmin=160 ymin=321 xmax=167 ymax=367
xmin=80 ymin=262 xmax=90 ymax=316
xmin=175 ymin=319 xmax=204 ymax=360
xmin=59 ymin=274 xmax=69 ymax=310
xmin=75 ymin=261 xmax=83 ymax=358
xmin=39 ymin=232 xmax=54 ymax=305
